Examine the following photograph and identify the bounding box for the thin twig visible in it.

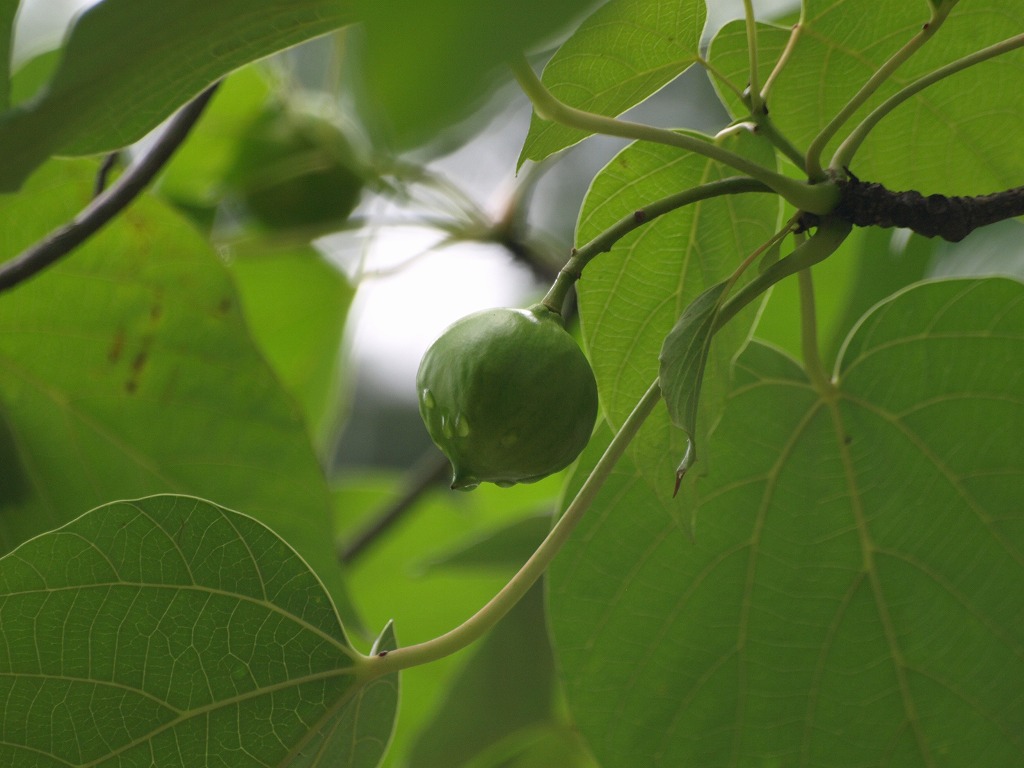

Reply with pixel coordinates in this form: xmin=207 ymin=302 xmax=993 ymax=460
xmin=0 ymin=82 xmax=221 ymax=296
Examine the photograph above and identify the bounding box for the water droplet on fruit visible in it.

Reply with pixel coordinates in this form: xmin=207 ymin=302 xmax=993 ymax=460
xmin=455 ymin=415 xmax=470 ymax=437
xmin=440 ymin=413 xmax=453 ymax=438
xmin=421 ymin=388 xmax=435 ymax=408
xmin=451 ymin=469 xmax=479 ymax=491
xmin=494 ymin=480 xmax=515 ymax=488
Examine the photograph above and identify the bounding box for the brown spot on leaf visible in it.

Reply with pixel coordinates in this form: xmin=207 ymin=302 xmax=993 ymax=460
xmin=107 ymin=329 xmax=125 ymax=364
xmin=132 ymin=350 xmax=148 ymax=374
xmin=124 ymin=345 xmax=149 ymax=394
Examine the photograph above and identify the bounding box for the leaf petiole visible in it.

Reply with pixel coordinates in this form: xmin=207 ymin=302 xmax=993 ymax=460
xmin=831 ymin=32 xmax=1024 ymax=172
xmin=760 ymin=20 xmax=801 ymax=102
xmin=797 ymin=265 xmax=835 ymax=395
xmin=742 ymin=0 xmax=764 ymax=115
xmin=804 ymin=1 xmax=957 ymax=180
xmin=511 ymin=56 xmax=838 ymax=214
xmin=542 ymin=177 xmax=772 ymax=313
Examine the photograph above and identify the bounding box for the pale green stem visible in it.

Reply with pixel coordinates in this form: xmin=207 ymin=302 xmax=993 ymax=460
xmin=743 ymin=0 xmax=764 ymax=115
xmin=732 ymin=10 xmax=804 ymax=170
xmin=714 ymin=215 xmax=852 ymax=332
xmin=542 ymin=177 xmax=772 ymax=314
xmin=361 ymin=379 xmax=665 ymax=678
xmin=831 ymin=31 xmax=1024 ymax=173
xmin=753 ymin=116 xmax=806 ymax=170
xmin=804 ymin=2 xmax=956 ymax=180
xmin=511 ymin=56 xmax=838 ymax=214
xmin=797 ymin=266 xmax=834 ymax=395
xmin=761 ymin=21 xmax=801 ymax=102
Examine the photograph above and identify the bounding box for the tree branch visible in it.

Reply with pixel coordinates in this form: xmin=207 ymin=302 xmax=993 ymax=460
xmin=0 ymin=82 xmax=220 ymax=296
xmin=834 ymin=177 xmax=1024 ymax=242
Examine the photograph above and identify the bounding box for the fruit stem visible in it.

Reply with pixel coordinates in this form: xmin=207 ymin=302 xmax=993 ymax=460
xmin=361 ymin=378 xmax=664 ymax=678
xmin=541 ymin=177 xmax=772 ymax=314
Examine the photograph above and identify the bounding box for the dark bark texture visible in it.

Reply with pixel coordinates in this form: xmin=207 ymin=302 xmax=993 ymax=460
xmin=834 ymin=177 xmax=1024 ymax=242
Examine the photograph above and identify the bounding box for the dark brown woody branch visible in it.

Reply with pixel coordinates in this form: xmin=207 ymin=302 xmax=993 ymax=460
xmin=834 ymin=176 xmax=1024 ymax=242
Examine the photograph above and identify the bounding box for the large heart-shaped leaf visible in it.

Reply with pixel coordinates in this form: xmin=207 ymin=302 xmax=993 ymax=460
xmin=0 ymin=494 xmax=396 ymax=767
xmin=0 ymin=159 xmax=352 ymax=623
xmin=0 ymin=0 xmax=355 ymax=191
xmin=551 ymin=277 xmax=1024 ymax=766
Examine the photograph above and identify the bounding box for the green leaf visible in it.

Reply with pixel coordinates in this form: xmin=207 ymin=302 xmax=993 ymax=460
xmin=519 ymin=0 xmax=706 ymax=166
xmin=551 ymin=276 xmax=1024 ymax=766
xmin=0 ymin=494 xmax=396 ymax=767
xmin=0 ymin=0 xmax=354 ymax=191
xmin=8 ymin=47 xmax=61 ymax=107
xmin=0 ymin=159 xmax=354 ymax=625
xmin=407 ymin=582 xmax=557 ymax=768
xmin=576 ymin=131 xmax=779 ymax=494
xmin=472 ymin=725 xmax=597 ymax=768
xmin=355 ymin=0 xmax=592 ymax=149
xmin=0 ymin=0 xmax=18 ymax=109
xmin=658 ymin=280 xmax=728 ymax=474
xmin=709 ymin=1 xmax=1024 ymax=193
xmin=577 ymin=131 xmax=777 ymax=425
xmin=228 ymin=243 xmax=355 ymax=459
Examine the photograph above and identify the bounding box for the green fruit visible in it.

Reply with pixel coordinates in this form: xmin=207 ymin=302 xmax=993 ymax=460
xmin=417 ymin=304 xmax=598 ymax=490
xmin=228 ymin=104 xmax=363 ymax=232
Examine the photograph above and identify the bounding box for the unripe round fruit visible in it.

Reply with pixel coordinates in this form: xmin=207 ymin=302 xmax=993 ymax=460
xmin=228 ymin=105 xmax=363 ymax=232
xmin=417 ymin=304 xmax=598 ymax=490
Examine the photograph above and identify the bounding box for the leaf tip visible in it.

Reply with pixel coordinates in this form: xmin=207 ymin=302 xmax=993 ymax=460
xmin=672 ymin=440 xmax=696 ymax=497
